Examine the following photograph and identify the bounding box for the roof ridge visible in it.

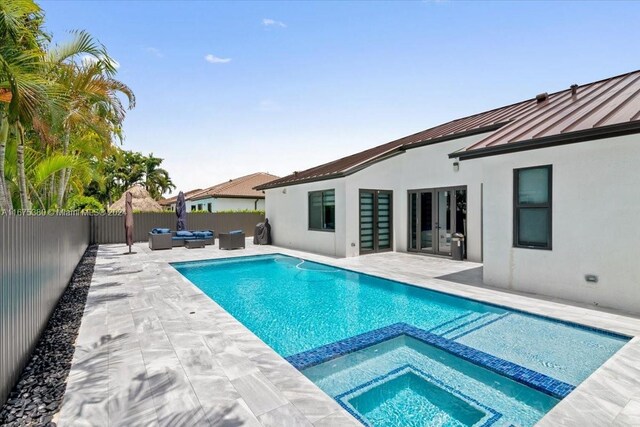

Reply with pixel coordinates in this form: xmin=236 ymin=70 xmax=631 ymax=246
xmin=257 ymin=69 xmax=640 ymax=190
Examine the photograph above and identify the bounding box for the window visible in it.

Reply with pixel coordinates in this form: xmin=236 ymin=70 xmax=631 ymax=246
xmin=207 ymin=203 xmax=212 ymax=212
xmin=514 ymin=165 xmax=552 ymax=249
xmin=309 ymin=189 xmax=335 ymax=231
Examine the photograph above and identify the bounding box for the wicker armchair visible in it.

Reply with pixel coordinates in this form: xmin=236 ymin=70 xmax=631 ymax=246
xmin=219 ymin=231 xmax=245 ymax=250
xmin=148 ymin=232 xmax=172 ymax=250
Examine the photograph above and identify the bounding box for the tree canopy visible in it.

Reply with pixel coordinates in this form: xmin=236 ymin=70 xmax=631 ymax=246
xmin=0 ymin=0 xmax=174 ymax=212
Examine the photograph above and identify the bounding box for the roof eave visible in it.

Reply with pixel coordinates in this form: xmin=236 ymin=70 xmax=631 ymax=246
xmin=450 ymin=121 xmax=640 ymax=161
xmin=190 ymin=194 xmax=266 ymax=201
xmin=256 ymin=148 xmax=408 ymax=190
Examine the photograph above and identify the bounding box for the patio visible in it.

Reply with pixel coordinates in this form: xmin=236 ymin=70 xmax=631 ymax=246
xmin=56 ymin=241 xmax=640 ymax=426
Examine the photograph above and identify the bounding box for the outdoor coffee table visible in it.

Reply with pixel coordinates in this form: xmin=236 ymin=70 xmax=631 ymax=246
xmin=185 ymin=239 xmax=205 ymax=249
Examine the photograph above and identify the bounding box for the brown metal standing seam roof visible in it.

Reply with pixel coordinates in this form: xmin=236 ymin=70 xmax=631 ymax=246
xmin=257 ymin=70 xmax=640 ymax=190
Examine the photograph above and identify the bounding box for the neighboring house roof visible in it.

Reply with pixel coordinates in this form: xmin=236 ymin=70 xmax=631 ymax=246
xmin=257 ymin=70 xmax=640 ymax=190
xmin=181 ymin=172 xmax=280 ymax=202
xmin=159 ymin=188 xmax=203 ymax=206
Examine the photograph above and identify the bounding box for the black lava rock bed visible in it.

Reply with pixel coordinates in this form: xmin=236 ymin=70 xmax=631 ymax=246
xmin=0 ymin=245 xmax=98 ymax=427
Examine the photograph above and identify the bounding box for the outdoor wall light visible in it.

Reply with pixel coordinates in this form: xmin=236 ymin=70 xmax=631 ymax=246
xmin=453 ymin=161 xmax=460 ymax=172
xmin=282 ymin=188 xmax=287 ymax=194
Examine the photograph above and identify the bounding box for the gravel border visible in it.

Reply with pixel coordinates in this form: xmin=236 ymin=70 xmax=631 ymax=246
xmin=0 ymin=245 xmax=98 ymax=427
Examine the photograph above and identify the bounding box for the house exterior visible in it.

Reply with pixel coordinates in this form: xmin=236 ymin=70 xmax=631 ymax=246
xmin=256 ymin=70 xmax=640 ymax=314
xmin=160 ymin=172 xmax=279 ymax=212
xmin=159 ymin=188 xmax=203 ymax=211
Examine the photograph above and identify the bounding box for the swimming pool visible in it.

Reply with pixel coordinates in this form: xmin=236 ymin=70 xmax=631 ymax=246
xmin=173 ymin=254 xmax=629 ymax=426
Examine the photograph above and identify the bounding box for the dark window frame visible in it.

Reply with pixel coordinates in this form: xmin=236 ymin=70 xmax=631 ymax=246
xmin=359 ymin=189 xmax=394 ymax=255
xmin=513 ymin=165 xmax=552 ymax=250
xmin=308 ymin=189 xmax=336 ymax=232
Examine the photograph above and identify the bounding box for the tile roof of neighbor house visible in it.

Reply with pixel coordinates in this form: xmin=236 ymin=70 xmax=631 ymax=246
xmin=159 ymin=188 xmax=203 ymax=206
xmin=257 ymin=70 xmax=640 ymax=190
xmin=188 ymin=172 xmax=280 ymax=201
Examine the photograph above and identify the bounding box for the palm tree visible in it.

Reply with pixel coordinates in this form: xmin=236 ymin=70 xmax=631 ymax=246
xmin=1 ymin=1 xmax=139 ymax=211
xmin=48 ymin=37 xmax=135 ymax=207
xmin=0 ymin=0 xmax=46 ymax=211
xmin=144 ymin=153 xmax=175 ymax=200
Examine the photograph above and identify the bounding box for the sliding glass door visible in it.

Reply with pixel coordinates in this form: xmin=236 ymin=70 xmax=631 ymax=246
xmin=408 ymin=186 xmax=466 ymax=257
xmin=360 ymin=190 xmax=393 ymax=254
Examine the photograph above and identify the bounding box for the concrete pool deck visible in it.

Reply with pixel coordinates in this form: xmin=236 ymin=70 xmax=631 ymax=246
xmin=57 ymin=241 xmax=640 ymax=426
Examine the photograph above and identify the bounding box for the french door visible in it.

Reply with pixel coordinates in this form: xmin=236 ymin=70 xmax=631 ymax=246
xmin=408 ymin=186 xmax=466 ymax=257
xmin=360 ymin=190 xmax=393 ymax=254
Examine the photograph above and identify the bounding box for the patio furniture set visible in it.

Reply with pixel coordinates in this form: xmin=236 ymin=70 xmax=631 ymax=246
xmin=148 ymin=228 xmax=245 ymax=250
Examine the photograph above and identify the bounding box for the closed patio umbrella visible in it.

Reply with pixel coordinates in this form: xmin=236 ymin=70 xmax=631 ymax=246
xmin=176 ymin=191 xmax=186 ymax=231
xmin=125 ymin=191 xmax=134 ymax=254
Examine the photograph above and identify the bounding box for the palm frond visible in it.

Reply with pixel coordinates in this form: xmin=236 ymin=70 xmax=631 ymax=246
xmin=45 ymin=30 xmax=102 ymax=65
xmin=31 ymin=153 xmax=77 ymax=187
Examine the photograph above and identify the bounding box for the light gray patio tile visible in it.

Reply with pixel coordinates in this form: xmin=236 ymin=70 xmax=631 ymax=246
xmin=172 ymin=342 xmax=226 ymax=377
xmin=136 ymin=329 xmax=174 ymax=353
xmin=200 ymin=329 xmax=230 ymax=354
xmin=60 ymin=242 xmax=640 ymax=426
xmin=258 ymin=403 xmax=312 ymax=427
xmin=216 ymin=345 xmax=260 ymax=380
xmin=230 ymin=371 xmax=288 ymax=416
xmin=131 ymin=307 xmax=165 ymax=334
xmin=614 ymin=399 xmax=640 ymax=426
xmin=577 ymin=364 xmax=639 ymax=407
xmin=201 ymin=398 xmax=261 ymax=427
xmin=250 ymin=352 xmax=302 ymax=387
xmin=110 ymin=406 xmax=158 ymax=427
xmin=312 ymin=410 xmax=361 ymax=426
xmin=536 ymin=388 xmax=623 ymax=427
xmin=144 ymin=363 xmax=208 ymax=427
xmin=225 ymin=331 xmax=274 ymax=359
xmin=277 ymin=379 xmax=344 ymax=423
xmin=58 ymin=342 xmax=109 ymax=426
xmin=187 ymin=374 xmax=240 ymax=404
xmin=108 ymin=353 xmax=158 ymax=427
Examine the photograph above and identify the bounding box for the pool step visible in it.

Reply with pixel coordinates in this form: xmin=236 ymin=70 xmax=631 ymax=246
xmin=427 ymin=312 xmax=485 ymax=336
xmin=444 ymin=313 xmax=511 ymax=341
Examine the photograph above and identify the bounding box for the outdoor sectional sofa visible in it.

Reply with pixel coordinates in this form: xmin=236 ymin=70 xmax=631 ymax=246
xmin=148 ymin=228 xmax=215 ymax=250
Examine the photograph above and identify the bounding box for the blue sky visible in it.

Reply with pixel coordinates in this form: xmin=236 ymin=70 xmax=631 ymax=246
xmin=41 ymin=1 xmax=640 ymax=196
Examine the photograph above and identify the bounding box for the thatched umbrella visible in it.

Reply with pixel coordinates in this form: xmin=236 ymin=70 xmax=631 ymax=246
xmin=109 ymin=185 xmax=163 ymax=212
xmin=176 ymin=191 xmax=186 ymax=231
xmin=124 ymin=191 xmax=134 ymax=254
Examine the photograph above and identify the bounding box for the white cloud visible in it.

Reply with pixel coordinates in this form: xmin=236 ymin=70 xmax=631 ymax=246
xmin=145 ymin=47 xmax=163 ymax=58
xmin=204 ymin=54 xmax=231 ymax=64
xmin=262 ymin=18 xmax=286 ymax=28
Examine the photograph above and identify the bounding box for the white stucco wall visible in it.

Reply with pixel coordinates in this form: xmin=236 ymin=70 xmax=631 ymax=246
xmin=186 ymin=197 xmax=264 ymax=212
xmin=480 ymin=134 xmax=640 ymax=314
xmin=265 ymin=179 xmax=347 ymax=257
xmin=265 ymin=133 xmax=489 ymax=260
xmin=343 ymin=133 xmax=486 ymax=260
xmin=265 ymin=130 xmax=640 ymax=313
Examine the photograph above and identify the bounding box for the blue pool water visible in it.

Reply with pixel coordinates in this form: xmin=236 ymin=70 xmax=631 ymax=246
xmin=305 ymin=336 xmax=559 ymax=427
xmin=173 ymin=254 xmax=629 ymax=426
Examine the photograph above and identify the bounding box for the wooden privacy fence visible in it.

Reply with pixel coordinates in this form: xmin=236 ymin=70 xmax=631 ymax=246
xmin=0 ymin=215 xmax=90 ymax=404
xmin=90 ymin=212 xmax=265 ymax=244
